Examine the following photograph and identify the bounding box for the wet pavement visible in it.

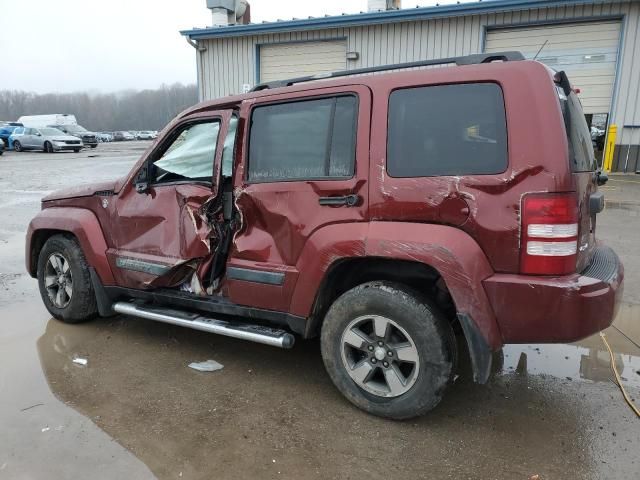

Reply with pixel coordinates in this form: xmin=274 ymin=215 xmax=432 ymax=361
xmin=1 ymin=144 xmax=639 ymax=479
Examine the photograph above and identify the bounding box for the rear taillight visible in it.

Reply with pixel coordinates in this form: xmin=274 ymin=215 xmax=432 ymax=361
xmin=520 ymin=193 xmax=579 ymax=275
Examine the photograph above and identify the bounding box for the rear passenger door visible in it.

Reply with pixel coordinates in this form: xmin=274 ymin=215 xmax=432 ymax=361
xmin=226 ymin=85 xmax=371 ymax=312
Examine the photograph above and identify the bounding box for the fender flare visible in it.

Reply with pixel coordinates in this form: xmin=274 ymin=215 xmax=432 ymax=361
xmin=25 ymin=207 xmax=115 ymax=285
xmin=290 ymin=221 xmax=502 ymax=353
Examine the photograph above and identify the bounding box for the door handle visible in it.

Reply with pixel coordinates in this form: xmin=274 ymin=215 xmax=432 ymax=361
xmin=318 ymin=194 xmax=360 ymax=207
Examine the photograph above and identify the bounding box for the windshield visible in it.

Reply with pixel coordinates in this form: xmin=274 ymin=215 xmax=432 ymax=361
xmin=63 ymin=125 xmax=87 ymax=133
xmin=41 ymin=128 xmax=64 ymax=136
xmin=557 ymin=86 xmax=596 ymax=172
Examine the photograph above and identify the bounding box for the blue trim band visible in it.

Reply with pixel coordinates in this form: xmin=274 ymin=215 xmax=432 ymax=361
xmin=181 ymin=0 xmax=608 ymax=39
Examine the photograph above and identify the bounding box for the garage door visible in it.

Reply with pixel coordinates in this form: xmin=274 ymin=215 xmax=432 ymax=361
xmin=485 ymin=21 xmax=621 ymax=114
xmin=259 ymin=40 xmax=347 ymax=83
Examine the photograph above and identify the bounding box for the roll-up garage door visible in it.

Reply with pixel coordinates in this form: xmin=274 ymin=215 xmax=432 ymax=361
xmin=259 ymin=40 xmax=347 ymax=83
xmin=485 ymin=21 xmax=621 ymax=114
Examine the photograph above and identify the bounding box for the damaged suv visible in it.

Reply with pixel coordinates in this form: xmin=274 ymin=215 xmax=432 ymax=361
xmin=26 ymin=52 xmax=623 ymax=419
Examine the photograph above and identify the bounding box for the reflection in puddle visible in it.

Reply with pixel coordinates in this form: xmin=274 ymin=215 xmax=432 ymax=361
xmin=500 ymin=302 xmax=640 ymax=388
xmin=501 ymin=343 xmax=640 ymax=388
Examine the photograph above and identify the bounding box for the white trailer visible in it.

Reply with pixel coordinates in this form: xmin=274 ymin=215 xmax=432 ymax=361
xmin=17 ymin=114 xmax=77 ymax=127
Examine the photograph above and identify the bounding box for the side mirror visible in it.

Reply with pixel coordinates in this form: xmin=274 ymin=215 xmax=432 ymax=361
xmin=133 ymin=163 xmax=150 ymax=194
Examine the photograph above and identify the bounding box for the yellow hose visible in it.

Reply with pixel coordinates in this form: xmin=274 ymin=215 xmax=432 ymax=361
xmin=600 ymin=332 xmax=640 ymax=418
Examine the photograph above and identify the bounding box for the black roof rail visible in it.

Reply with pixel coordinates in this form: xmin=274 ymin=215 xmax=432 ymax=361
xmin=252 ymin=51 xmax=525 ymax=92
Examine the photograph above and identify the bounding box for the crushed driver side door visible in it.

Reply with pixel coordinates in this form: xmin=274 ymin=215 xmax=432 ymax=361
xmin=105 ymin=110 xmax=232 ymax=290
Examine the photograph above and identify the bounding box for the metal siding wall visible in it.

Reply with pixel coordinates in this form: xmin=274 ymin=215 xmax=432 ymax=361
xmin=198 ymin=1 xmax=638 ymax=146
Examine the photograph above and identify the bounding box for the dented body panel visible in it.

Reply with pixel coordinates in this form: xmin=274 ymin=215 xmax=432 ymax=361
xmin=26 ymin=59 xmax=624 ymax=372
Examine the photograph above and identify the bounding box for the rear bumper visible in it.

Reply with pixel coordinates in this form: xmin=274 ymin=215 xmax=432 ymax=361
xmin=484 ymin=245 xmax=624 ymax=344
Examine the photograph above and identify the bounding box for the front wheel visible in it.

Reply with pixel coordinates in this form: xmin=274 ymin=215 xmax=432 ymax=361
xmin=90 ymin=144 xmax=97 ymax=149
xmin=44 ymin=141 xmax=54 ymax=153
xmin=13 ymin=140 xmax=23 ymax=152
xmin=321 ymin=281 xmax=456 ymax=420
xmin=37 ymin=235 xmax=98 ymax=323
xmin=73 ymin=148 xmax=81 ymax=153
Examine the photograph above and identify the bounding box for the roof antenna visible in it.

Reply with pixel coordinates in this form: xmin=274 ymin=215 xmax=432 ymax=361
xmin=533 ymin=40 xmax=548 ymax=60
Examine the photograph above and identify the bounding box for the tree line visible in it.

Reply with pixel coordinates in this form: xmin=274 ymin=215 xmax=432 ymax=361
xmin=0 ymin=83 xmax=198 ymax=132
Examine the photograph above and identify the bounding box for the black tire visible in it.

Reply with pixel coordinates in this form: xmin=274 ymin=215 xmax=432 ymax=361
xmin=44 ymin=141 xmax=54 ymax=153
xmin=37 ymin=234 xmax=98 ymax=323
xmin=73 ymin=148 xmax=81 ymax=153
xmin=320 ymin=281 xmax=456 ymax=420
xmin=13 ymin=140 xmax=22 ymax=152
xmin=90 ymin=144 xmax=97 ymax=149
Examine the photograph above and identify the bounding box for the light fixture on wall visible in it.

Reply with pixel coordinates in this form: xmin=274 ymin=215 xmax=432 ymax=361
xmin=346 ymin=51 xmax=360 ymax=61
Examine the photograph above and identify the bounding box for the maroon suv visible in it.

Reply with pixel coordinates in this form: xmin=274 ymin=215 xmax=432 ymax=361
xmin=26 ymin=52 xmax=623 ymax=419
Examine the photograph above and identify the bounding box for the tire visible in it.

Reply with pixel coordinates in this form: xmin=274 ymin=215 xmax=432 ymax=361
xmin=320 ymin=281 xmax=456 ymax=420
xmin=90 ymin=144 xmax=97 ymax=149
xmin=37 ymin=234 xmax=98 ymax=323
xmin=13 ymin=140 xmax=22 ymax=152
xmin=73 ymin=148 xmax=81 ymax=153
xmin=44 ymin=141 xmax=54 ymax=153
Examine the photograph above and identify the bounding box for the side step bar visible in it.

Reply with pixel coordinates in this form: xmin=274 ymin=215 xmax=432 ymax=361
xmin=113 ymin=302 xmax=295 ymax=349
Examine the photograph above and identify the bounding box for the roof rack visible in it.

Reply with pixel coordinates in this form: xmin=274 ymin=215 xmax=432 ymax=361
xmin=251 ymin=51 xmax=525 ymax=92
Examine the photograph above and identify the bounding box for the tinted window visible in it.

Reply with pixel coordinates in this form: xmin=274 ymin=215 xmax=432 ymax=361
xmin=248 ymin=96 xmax=357 ymax=182
xmin=557 ymin=87 xmax=596 ymax=172
xmin=387 ymin=83 xmax=508 ymax=177
xmin=153 ymin=121 xmax=220 ymax=183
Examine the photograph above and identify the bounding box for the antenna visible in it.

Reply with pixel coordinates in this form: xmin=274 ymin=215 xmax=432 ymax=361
xmin=533 ymin=40 xmax=549 ymax=60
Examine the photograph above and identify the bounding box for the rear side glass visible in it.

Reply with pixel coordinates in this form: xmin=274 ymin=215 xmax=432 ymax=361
xmin=387 ymin=83 xmax=508 ymax=177
xmin=557 ymin=87 xmax=596 ymax=172
xmin=248 ymin=96 xmax=357 ymax=182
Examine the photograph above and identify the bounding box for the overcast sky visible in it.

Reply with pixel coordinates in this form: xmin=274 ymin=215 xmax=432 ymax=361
xmin=0 ymin=0 xmax=463 ymax=94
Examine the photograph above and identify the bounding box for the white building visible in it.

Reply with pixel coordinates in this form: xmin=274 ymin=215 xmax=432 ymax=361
xmin=182 ymin=0 xmax=640 ymax=172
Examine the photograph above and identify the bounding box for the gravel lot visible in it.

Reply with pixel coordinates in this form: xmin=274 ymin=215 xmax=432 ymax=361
xmin=1 ymin=142 xmax=639 ymax=480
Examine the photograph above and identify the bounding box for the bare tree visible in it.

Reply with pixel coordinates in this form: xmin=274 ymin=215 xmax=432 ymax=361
xmin=0 ymin=84 xmax=198 ymax=131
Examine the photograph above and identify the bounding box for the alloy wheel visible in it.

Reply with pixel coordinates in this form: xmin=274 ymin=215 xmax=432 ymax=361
xmin=340 ymin=315 xmax=420 ymax=398
xmin=44 ymin=253 xmax=73 ymax=308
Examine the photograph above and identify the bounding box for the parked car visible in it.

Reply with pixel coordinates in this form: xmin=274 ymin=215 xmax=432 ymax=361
xmin=12 ymin=127 xmax=82 ymax=153
xmin=136 ymin=131 xmax=155 ymax=140
xmin=97 ymin=132 xmax=113 ymax=143
xmin=25 ymin=52 xmax=622 ymax=420
xmin=0 ymin=125 xmax=21 ymax=149
xmin=8 ymin=127 xmax=26 ymax=150
xmin=113 ymin=131 xmax=135 ymax=141
xmin=51 ymin=124 xmax=98 ymax=148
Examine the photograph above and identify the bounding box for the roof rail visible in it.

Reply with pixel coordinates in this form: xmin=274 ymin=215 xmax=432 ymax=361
xmin=252 ymin=51 xmax=525 ymax=92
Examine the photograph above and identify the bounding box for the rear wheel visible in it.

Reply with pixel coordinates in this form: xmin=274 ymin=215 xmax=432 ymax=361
xmin=37 ymin=235 xmax=98 ymax=323
xmin=90 ymin=144 xmax=97 ymax=149
xmin=320 ymin=281 xmax=456 ymax=419
xmin=13 ymin=140 xmax=22 ymax=152
xmin=44 ymin=141 xmax=54 ymax=153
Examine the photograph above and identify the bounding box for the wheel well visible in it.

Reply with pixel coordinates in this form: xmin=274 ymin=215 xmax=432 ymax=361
xmin=29 ymin=229 xmax=73 ymax=277
xmin=306 ymin=257 xmax=457 ymax=338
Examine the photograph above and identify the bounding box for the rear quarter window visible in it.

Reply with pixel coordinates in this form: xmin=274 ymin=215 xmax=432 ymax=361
xmin=387 ymin=83 xmax=508 ymax=177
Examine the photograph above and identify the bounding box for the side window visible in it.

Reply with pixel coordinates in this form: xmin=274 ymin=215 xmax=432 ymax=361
xmin=221 ymin=116 xmax=238 ymax=178
xmin=152 ymin=121 xmax=220 ymax=184
xmin=248 ymin=96 xmax=357 ymax=182
xmin=387 ymin=83 xmax=508 ymax=177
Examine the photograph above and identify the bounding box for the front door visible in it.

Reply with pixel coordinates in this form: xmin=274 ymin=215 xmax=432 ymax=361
xmin=226 ymin=85 xmax=371 ymax=312
xmin=106 ymin=110 xmax=232 ymax=290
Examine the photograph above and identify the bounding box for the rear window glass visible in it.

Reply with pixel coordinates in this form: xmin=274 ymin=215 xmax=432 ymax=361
xmin=387 ymin=83 xmax=508 ymax=177
xmin=557 ymin=87 xmax=596 ymax=172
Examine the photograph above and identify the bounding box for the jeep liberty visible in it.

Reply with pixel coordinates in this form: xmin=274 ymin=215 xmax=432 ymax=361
xmin=26 ymin=52 xmax=624 ymax=419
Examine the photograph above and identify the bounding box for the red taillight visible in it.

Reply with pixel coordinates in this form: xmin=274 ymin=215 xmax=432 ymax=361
xmin=520 ymin=193 xmax=579 ymax=275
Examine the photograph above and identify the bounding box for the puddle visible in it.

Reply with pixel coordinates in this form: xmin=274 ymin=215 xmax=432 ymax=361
xmin=499 ymin=302 xmax=640 ymax=388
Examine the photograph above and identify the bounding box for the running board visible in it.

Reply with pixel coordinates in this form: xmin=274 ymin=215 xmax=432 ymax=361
xmin=113 ymin=302 xmax=295 ymax=349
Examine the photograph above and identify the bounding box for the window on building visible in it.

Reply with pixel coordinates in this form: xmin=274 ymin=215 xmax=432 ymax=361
xmin=248 ymin=96 xmax=357 ymax=182
xmin=387 ymin=83 xmax=508 ymax=177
